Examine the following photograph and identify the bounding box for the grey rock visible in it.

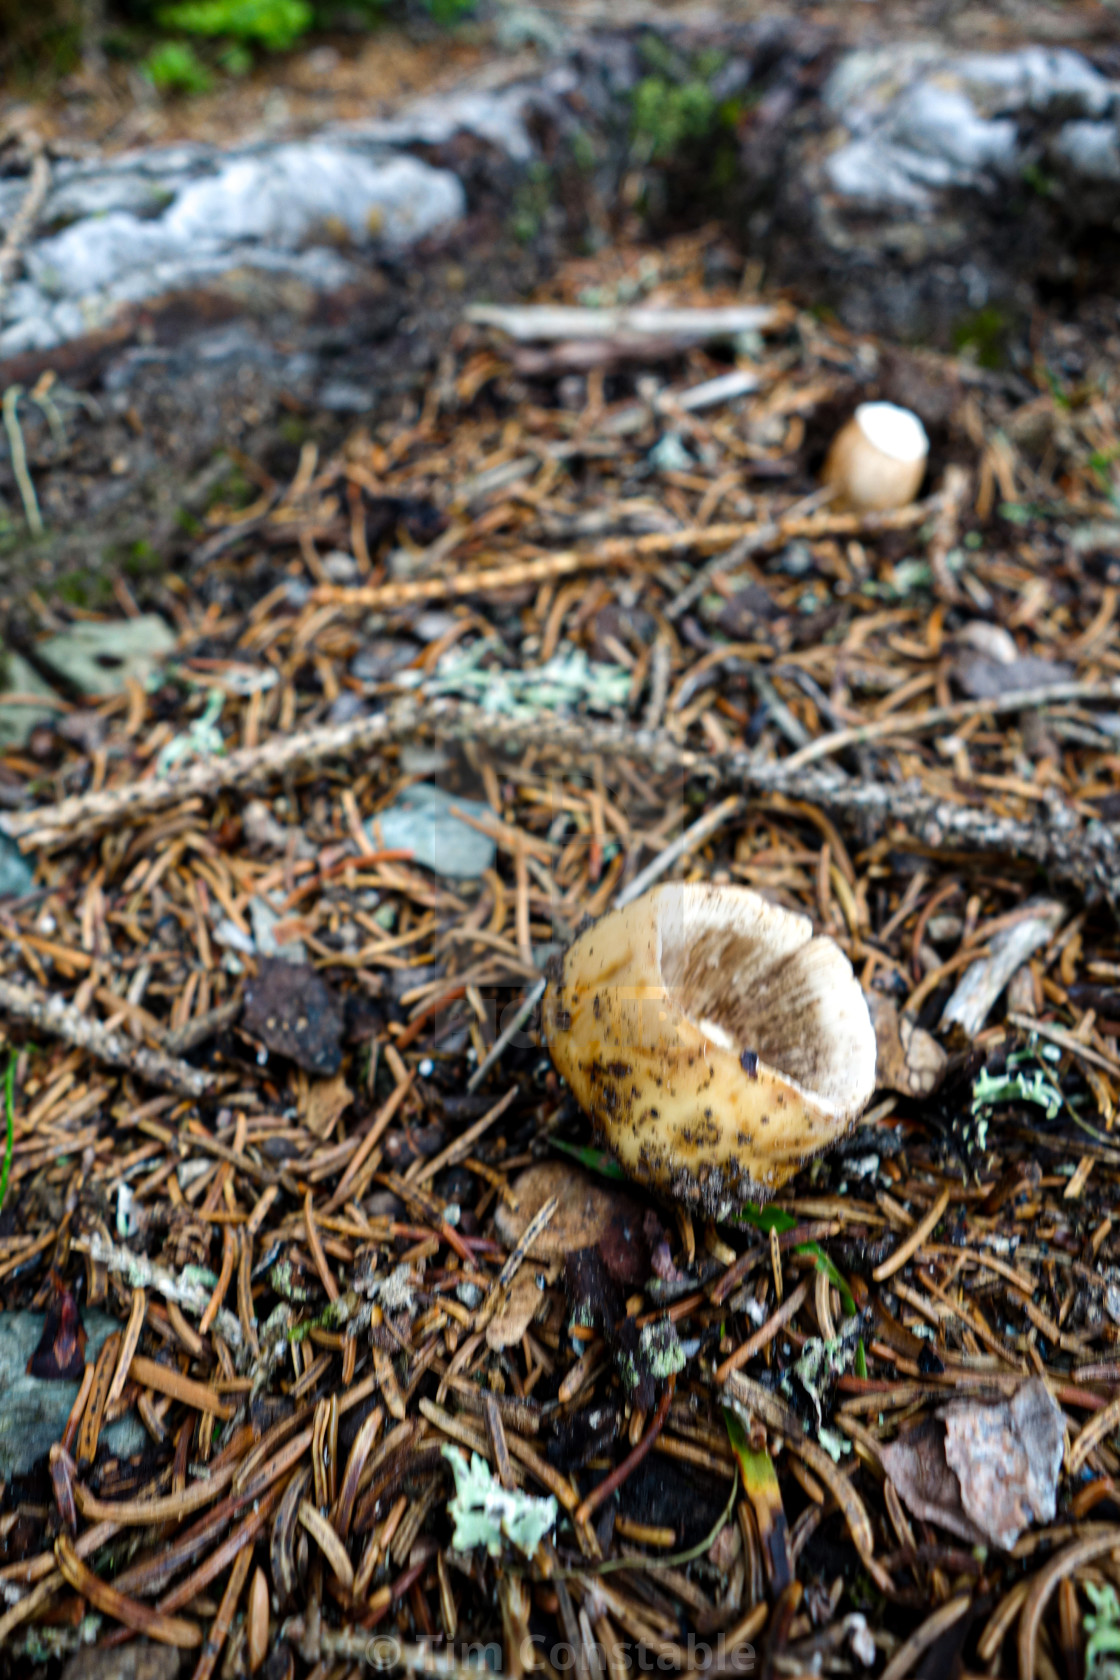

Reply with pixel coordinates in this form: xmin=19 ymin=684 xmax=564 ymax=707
xmin=369 ymin=783 xmax=497 ymax=879
xmin=334 ymin=85 xmax=537 ymax=163
xmin=318 ymin=380 xmax=374 ymax=414
xmin=0 ymin=834 xmax=35 ymax=898
xmin=790 ymin=38 xmax=1120 ymax=332
xmin=1053 ymin=119 xmax=1120 ymax=183
xmin=36 ymin=615 xmax=176 ymax=697
xmin=0 ymin=648 xmax=59 ymax=751
xmin=0 ymin=1310 xmax=147 ymax=1477
xmin=2 ymin=136 xmax=466 ymax=357
xmin=822 ymin=44 xmax=1111 ymax=210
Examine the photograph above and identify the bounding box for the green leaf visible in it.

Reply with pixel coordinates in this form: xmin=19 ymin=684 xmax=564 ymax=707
xmin=142 ymin=41 xmax=213 ymax=93
xmin=793 ymin=1243 xmax=856 ymax=1317
xmin=550 ymin=1138 xmax=627 ymax=1180
xmin=156 ymin=0 xmax=313 ymax=49
xmin=732 ymin=1201 xmax=797 ymax=1235
xmin=723 ymin=1408 xmax=779 ymax=1496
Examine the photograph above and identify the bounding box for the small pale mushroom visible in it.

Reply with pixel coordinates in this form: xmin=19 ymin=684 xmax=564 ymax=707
xmin=821 ymin=401 xmax=929 ymax=513
xmin=542 ymin=883 xmax=877 ymax=1216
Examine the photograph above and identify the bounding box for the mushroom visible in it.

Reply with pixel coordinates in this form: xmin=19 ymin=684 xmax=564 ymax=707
xmin=542 ymin=883 xmax=877 ymax=1216
xmin=821 ymin=401 xmax=928 ymax=513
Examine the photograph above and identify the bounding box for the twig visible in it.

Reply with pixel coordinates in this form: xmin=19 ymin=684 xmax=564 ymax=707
xmin=2 ymin=386 xmax=44 ymax=537
xmin=465 ymin=303 xmax=781 ymax=342
xmin=72 ymin=1232 xmax=243 ymax=1348
xmin=0 ymin=976 xmax=217 ymax=1097
xmin=310 ymin=501 xmax=935 ymax=614
xmin=0 ymin=127 xmax=50 ymax=311
xmin=616 ymin=793 xmax=745 ymax=908
xmin=574 ymin=1375 xmax=675 ymax=1526
xmin=664 ymin=526 xmax=778 ymax=623
xmin=783 ymin=680 xmax=1120 ymax=770
xmin=927 ymin=464 xmax=968 ymax=604
xmin=10 ymin=694 xmax=1120 ymax=909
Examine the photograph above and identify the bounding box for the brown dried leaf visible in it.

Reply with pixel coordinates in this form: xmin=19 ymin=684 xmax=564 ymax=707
xmin=485 ymin=1263 xmax=559 ymax=1350
xmin=27 ymin=1283 xmax=86 ymax=1380
xmin=243 ymin=958 xmax=343 ymax=1076
xmin=867 ymin=993 xmax=947 ymax=1098
xmin=300 ymin=1071 xmax=354 ymax=1138
xmin=494 ymin=1163 xmax=648 ymax=1285
xmin=880 ymin=1379 xmax=1064 ymax=1551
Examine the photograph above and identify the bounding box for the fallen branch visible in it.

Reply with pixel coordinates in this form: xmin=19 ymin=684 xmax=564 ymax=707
xmin=782 ymin=679 xmax=1120 ymax=770
xmin=307 ymin=499 xmax=934 ymax=614
xmin=0 ymin=976 xmax=217 ymax=1097
xmin=7 ymin=695 xmax=1120 ymax=909
xmin=464 ymin=302 xmax=782 ymax=343
xmin=73 ymin=1231 xmax=242 ymax=1347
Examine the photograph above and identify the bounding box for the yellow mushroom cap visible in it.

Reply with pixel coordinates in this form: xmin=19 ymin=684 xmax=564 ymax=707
xmin=542 ymin=883 xmax=877 ymax=1217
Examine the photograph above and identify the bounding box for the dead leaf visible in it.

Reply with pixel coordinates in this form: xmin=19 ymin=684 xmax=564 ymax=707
xmin=243 ymin=957 xmax=344 ymax=1076
xmin=880 ymin=1378 xmax=1064 ymax=1550
xmin=953 ymin=621 xmax=1018 ymax=666
xmin=952 ymin=652 xmax=1073 ymax=700
xmin=940 ymin=900 xmax=1066 ymax=1037
xmin=485 ymin=1263 xmax=558 ymax=1351
xmin=494 ymin=1163 xmax=648 ymax=1285
xmin=27 ymin=1281 xmax=86 ymax=1380
xmin=867 ymin=993 xmax=947 ymax=1098
xmin=300 ymin=1071 xmax=354 ymax=1138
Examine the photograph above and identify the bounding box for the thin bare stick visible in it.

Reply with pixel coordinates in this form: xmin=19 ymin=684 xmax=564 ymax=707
xmin=783 ymin=679 xmax=1120 ymax=770
xmin=0 ymin=976 xmax=216 ymax=1097
xmin=310 ymin=500 xmax=934 ymax=614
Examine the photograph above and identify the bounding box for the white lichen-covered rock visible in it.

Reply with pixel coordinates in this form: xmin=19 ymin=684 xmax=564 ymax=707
xmin=0 ymin=135 xmax=469 ymax=357
xmin=821 ymin=44 xmax=1120 ymax=217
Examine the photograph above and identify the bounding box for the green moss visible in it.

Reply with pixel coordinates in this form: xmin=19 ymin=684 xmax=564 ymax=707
xmin=631 ymin=77 xmax=718 ymax=161
xmin=57 ymin=567 xmax=113 ymax=609
xmin=570 ymin=128 xmax=597 ymax=177
xmin=951 ymin=306 xmax=1011 ymax=371
xmin=142 ymin=39 xmax=212 ymax=91
xmin=123 ymin=538 xmax=163 ymax=577
xmin=278 ymin=414 xmax=312 ymax=447
xmin=1021 ymin=161 xmax=1056 ymax=198
xmin=510 ymin=162 xmax=552 ymax=245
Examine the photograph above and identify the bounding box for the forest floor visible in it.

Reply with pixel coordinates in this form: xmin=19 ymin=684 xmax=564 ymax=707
xmin=4 ymin=8 xmax=1120 ymax=1680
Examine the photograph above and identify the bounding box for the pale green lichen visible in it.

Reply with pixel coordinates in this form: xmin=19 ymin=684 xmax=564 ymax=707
xmin=971 ymin=1062 xmax=1062 ymax=1121
xmin=638 ymin=1318 xmax=686 ymax=1380
xmin=419 ymin=642 xmax=631 ymax=718
xmin=443 ymin=1447 xmax=557 ymax=1559
xmin=784 ymin=1326 xmax=861 ymax=1429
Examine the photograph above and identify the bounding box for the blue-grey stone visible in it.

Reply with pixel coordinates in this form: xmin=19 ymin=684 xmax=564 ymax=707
xmin=369 ymin=783 xmax=497 ymax=880
xmin=0 ymin=1310 xmax=147 ymax=1477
